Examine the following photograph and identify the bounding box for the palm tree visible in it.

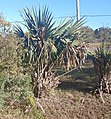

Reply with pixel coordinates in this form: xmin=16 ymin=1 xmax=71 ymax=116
xmin=15 ymin=6 xmax=85 ymax=97
xmin=93 ymin=42 xmax=111 ymax=103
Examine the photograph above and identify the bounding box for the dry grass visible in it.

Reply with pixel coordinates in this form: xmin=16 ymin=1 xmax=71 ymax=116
xmin=0 ymin=62 xmax=111 ymax=119
xmin=39 ymin=90 xmax=111 ymax=119
xmin=87 ymin=42 xmax=111 ymax=54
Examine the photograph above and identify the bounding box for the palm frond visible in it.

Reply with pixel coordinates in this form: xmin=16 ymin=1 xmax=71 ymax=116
xmin=52 ymin=19 xmax=72 ymax=37
xmin=15 ymin=6 xmax=85 ymax=64
xmin=14 ymin=24 xmax=24 ymax=38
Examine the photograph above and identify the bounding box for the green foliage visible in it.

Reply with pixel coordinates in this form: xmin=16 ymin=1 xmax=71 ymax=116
xmin=78 ymin=26 xmax=95 ymax=42
xmin=94 ymin=42 xmax=111 ymax=67
xmin=14 ymin=5 xmax=85 ymax=97
xmin=0 ymin=16 xmax=33 ymax=108
xmin=14 ymin=6 xmax=85 ymax=65
xmin=0 ymin=37 xmax=18 ymax=77
xmin=25 ymin=94 xmax=44 ymax=119
xmin=3 ymin=75 xmax=32 ymax=100
xmin=0 ymin=76 xmax=10 ymax=108
xmin=0 ymin=74 xmax=32 ymax=108
xmin=94 ymin=42 xmax=111 ymax=78
xmin=0 ymin=13 xmax=11 ymax=36
xmin=74 ymin=26 xmax=111 ymax=43
xmin=93 ymin=41 xmax=111 ymax=94
xmin=94 ymin=27 xmax=111 ymax=42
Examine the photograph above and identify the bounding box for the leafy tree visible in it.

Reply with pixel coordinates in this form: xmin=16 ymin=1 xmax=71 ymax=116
xmin=0 ymin=14 xmax=17 ymax=78
xmin=94 ymin=27 xmax=111 ymax=42
xmin=79 ymin=26 xmax=95 ymax=42
xmin=0 ymin=13 xmax=11 ymax=36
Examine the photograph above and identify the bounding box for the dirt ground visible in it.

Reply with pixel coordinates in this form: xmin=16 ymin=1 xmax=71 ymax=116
xmin=40 ymin=90 xmax=111 ymax=119
xmin=39 ymin=63 xmax=111 ymax=119
xmin=0 ymin=62 xmax=111 ymax=119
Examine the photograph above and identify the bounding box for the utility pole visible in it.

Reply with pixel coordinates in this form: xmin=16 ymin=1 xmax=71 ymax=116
xmin=76 ymin=0 xmax=80 ymax=21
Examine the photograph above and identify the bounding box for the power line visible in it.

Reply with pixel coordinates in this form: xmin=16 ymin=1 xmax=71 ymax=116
xmin=54 ymin=14 xmax=111 ymax=19
xmin=9 ymin=14 xmax=111 ymax=23
xmin=54 ymin=16 xmax=75 ymax=19
xmin=82 ymin=14 xmax=111 ymax=17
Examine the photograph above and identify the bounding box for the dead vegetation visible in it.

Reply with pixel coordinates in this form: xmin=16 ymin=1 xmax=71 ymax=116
xmin=39 ymin=62 xmax=111 ymax=119
xmin=1 ymin=62 xmax=111 ymax=119
xmin=92 ymin=43 xmax=111 ymax=103
xmin=1 ymin=6 xmax=111 ymax=119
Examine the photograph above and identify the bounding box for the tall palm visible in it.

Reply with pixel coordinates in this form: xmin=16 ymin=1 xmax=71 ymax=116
xmin=15 ymin=6 xmax=85 ymax=97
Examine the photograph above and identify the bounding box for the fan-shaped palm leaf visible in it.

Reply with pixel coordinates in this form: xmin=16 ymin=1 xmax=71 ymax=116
xmin=14 ymin=5 xmax=85 ymax=97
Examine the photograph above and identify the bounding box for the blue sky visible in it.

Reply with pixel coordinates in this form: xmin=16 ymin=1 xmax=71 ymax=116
xmin=0 ymin=0 xmax=111 ymax=29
